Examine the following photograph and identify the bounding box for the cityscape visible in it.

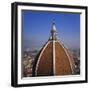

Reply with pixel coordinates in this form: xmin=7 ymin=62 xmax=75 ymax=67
xmin=22 ymin=48 xmax=80 ymax=77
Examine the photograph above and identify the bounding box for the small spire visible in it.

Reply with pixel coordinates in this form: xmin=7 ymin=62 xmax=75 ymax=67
xmin=52 ymin=19 xmax=55 ymax=24
xmin=49 ymin=19 xmax=58 ymax=40
xmin=52 ymin=19 xmax=56 ymax=31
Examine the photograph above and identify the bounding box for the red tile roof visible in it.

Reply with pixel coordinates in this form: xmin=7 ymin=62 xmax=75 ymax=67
xmin=33 ymin=41 xmax=74 ymax=76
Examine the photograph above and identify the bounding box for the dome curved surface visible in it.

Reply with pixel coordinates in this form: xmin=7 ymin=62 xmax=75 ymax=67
xmin=32 ymin=22 xmax=75 ymax=76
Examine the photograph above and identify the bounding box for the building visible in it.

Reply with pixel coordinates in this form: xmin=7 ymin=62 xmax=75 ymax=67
xmin=32 ymin=21 xmax=75 ymax=76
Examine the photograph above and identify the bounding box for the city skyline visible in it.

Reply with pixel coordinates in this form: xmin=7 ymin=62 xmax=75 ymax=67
xmin=22 ymin=10 xmax=80 ymax=51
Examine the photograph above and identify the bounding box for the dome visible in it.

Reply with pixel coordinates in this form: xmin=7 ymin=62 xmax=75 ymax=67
xmin=32 ymin=22 xmax=75 ymax=76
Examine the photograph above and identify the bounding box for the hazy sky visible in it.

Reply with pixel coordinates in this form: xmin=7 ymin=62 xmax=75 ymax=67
xmin=22 ymin=10 xmax=80 ymax=51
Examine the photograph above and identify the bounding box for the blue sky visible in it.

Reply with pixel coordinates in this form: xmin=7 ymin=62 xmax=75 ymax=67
xmin=22 ymin=10 xmax=80 ymax=51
